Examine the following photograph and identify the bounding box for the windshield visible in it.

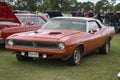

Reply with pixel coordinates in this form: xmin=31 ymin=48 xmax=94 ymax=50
xmin=41 ymin=19 xmax=86 ymax=32
xmin=27 ymin=16 xmax=46 ymax=25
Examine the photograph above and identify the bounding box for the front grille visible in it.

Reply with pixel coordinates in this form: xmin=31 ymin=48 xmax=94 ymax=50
xmin=35 ymin=42 xmax=58 ymax=49
xmin=13 ymin=40 xmax=59 ymax=50
xmin=14 ymin=40 xmax=33 ymax=48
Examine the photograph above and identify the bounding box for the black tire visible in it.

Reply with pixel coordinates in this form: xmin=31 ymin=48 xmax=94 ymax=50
xmin=118 ymin=27 xmax=120 ymax=33
xmin=67 ymin=47 xmax=82 ymax=66
xmin=16 ymin=54 xmax=33 ymax=61
xmin=99 ymin=39 xmax=110 ymax=54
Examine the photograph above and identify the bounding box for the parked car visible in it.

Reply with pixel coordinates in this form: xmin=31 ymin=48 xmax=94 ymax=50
xmin=0 ymin=2 xmax=48 ymax=43
xmin=0 ymin=2 xmax=20 ymax=42
xmin=6 ymin=17 xmax=115 ymax=66
xmin=13 ymin=10 xmax=31 ymax=14
xmin=1 ymin=14 xmax=48 ymax=43
xmin=45 ymin=11 xmax=63 ymax=18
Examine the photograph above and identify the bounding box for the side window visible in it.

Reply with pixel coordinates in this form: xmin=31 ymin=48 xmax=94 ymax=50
xmin=16 ymin=15 xmax=26 ymax=24
xmin=88 ymin=21 xmax=100 ymax=32
xmin=27 ymin=16 xmax=46 ymax=25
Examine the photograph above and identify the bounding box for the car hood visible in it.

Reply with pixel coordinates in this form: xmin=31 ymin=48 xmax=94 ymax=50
xmin=11 ymin=30 xmax=82 ymax=40
xmin=0 ymin=2 xmax=20 ymax=23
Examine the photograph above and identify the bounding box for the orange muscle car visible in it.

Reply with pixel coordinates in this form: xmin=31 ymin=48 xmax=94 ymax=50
xmin=6 ymin=17 xmax=115 ymax=66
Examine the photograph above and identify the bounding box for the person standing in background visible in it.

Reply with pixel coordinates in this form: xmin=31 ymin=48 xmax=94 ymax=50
xmin=105 ymin=9 xmax=111 ymax=26
xmin=88 ymin=9 xmax=94 ymax=17
xmin=97 ymin=9 xmax=104 ymax=23
xmin=110 ymin=11 xmax=120 ymax=34
xmin=76 ymin=9 xmax=82 ymax=17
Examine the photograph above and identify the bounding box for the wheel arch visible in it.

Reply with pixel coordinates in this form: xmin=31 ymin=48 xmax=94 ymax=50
xmin=77 ymin=44 xmax=84 ymax=54
xmin=108 ymin=36 xmax=112 ymax=41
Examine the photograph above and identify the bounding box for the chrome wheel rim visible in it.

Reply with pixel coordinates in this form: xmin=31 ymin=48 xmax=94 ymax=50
xmin=74 ymin=48 xmax=80 ymax=64
xmin=106 ymin=42 xmax=110 ymax=54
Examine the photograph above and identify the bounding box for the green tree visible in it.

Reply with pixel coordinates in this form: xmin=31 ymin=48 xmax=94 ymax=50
xmin=38 ymin=0 xmax=52 ymax=12
xmin=15 ymin=0 xmax=27 ymax=10
xmin=115 ymin=3 xmax=120 ymax=11
xmin=109 ymin=0 xmax=116 ymax=11
xmin=26 ymin=0 xmax=37 ymax=12
xmin=95 ymin=0 xmax=110 ymax=12
xmin=8 ymin=0 xmax=38 ymax=12
xmin=81 ymin=1 xmax=94 ymax=11
xmin=74 ymin=2 xmax=82 ymax=11
xmin=110 ymin=0 xmax=116 ymax=6
xmin=49 ymin=0 xmax=72 ymax=12
xmin=68 ymin=0 xmax=78 ymax=11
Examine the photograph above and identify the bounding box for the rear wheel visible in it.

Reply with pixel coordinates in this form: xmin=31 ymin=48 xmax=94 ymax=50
xmin=16 ymin=54 xmax=33 ymax=61
xmin=67 ymin=47 xmax=82 ymax=66
xmin=99 ymin=39 xmax=110 ymax=54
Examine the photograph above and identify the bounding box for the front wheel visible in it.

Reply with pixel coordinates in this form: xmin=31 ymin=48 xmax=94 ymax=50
xmin=99 ymin=39 xmax=110 ymax=54
xmin=67 ymin=47 xmax=82 ymax=66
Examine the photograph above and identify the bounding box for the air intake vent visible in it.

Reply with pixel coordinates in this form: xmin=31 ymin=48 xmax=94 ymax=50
xmin=49 ymin=32 xmax=61 ymax=35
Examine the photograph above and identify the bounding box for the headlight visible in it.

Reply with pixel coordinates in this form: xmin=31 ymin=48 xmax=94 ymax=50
xmin=58 ymin=43 xmax=65 ymax=50
xmin=7 ymin=40 xmax=13 ymax=46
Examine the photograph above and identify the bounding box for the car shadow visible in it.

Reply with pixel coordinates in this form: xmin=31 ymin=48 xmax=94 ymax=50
xmin=0 ymin=44 xmax=6 ymax=51
xmin=12 ymin=59 xmax=68 ymax=68
xmin=11 ymin=52 xmax=103 ymax=68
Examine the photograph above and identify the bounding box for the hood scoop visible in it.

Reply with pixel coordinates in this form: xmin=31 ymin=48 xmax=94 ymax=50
xmin=49 ymin=32 xmax=62 ymax=35
xmin=34 ymin=30 xmax=38 ymax=33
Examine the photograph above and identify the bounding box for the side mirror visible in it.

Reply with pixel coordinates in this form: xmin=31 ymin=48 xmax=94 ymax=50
xmin=92 ymin=29 xmax=97 ymax=33
xmin=89 ymin=29 xmax=97 ymax=34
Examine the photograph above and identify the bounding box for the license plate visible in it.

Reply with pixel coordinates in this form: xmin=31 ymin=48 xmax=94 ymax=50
xmin=28 ymin=52 xmax=39 ymax=57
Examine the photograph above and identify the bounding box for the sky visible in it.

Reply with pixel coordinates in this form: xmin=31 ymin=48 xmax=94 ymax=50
xmin=77 ymin=0 xmax=120 ymax=4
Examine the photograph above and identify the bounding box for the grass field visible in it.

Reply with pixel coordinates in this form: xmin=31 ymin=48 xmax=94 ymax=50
xmin=0 ymin=35 xmax=120 ymax=80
